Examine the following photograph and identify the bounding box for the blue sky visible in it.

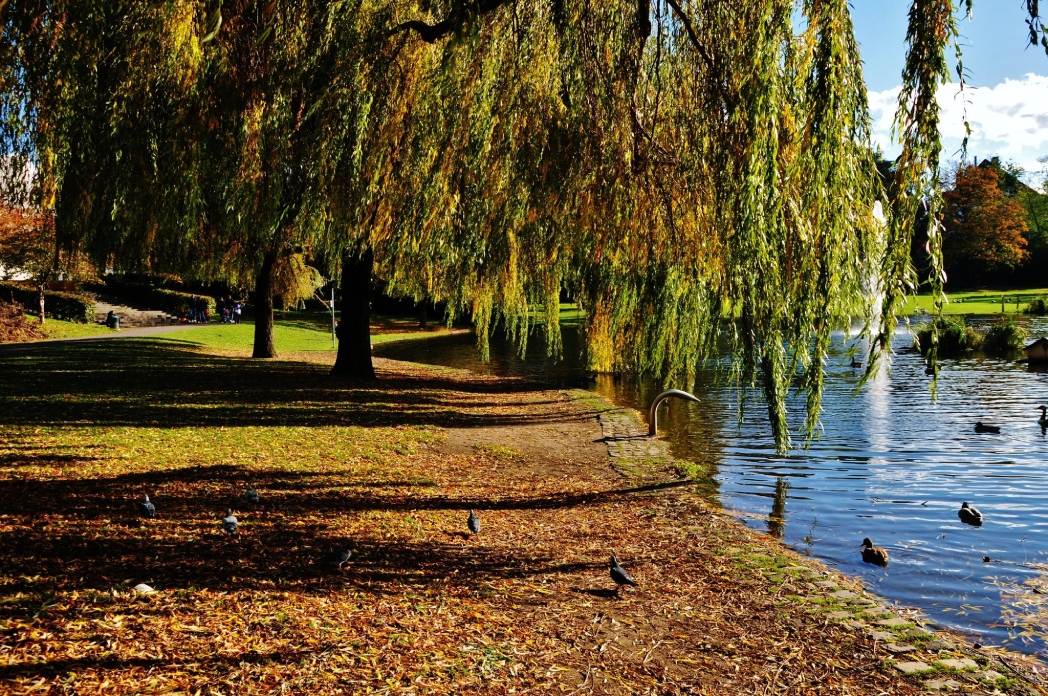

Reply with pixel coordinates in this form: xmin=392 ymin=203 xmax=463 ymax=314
xmin=852 ymin=1 xmax=1048 ymax=175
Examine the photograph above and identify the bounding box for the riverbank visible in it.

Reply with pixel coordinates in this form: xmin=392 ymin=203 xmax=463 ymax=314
xmin=0 ymin=339 xmax=1043 ymax=694
xmin=905 ymin=289 xmax=1048 ymax=316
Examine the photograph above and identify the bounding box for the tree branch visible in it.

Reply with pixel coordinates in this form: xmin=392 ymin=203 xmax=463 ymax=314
xmin=664 ymin=0 xmax=714 ymax=73
xmin=390 ymin=0 xmax=513 ymax=44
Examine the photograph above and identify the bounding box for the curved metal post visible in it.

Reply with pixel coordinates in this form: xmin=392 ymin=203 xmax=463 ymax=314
xmin=648 ymin=389 xmax=701 ymax=437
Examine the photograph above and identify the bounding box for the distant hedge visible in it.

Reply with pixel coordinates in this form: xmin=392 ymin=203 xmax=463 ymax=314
xmin=103 ymin=279 xmax=216 ymax=316
xmin=0 ymin=281 xmax=95 ymax=323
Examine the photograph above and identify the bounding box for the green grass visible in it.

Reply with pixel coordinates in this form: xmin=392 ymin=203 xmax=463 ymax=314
xmin=33 ymin=317 xmax=114 ymax=341
xmin=157 ymin=313 xmax=459 ymax=353
xmin=904 ymin=289 xmax=1048 ymax=315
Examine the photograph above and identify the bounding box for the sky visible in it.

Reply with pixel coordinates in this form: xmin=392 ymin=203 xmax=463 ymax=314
xmin=851 ymin=0 xmax=1048 ymax=177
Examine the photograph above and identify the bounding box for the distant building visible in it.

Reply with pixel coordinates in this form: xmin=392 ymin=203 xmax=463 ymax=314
xmin=1025 ymin=337 xmax=1048 ymax=362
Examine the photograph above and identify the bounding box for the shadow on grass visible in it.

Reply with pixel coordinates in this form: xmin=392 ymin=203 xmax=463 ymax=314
xmin=0 ymin=339 xmax=591 ymax=429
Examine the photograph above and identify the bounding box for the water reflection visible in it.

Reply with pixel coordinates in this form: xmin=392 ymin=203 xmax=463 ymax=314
xmin=376 ymin=316 xmax=1048 ymax=657
xmin=768 ymin=476 xmax=790 ymax=539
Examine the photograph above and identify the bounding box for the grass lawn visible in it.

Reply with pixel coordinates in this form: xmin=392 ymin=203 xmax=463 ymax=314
xmin=28 ymin=317 xmax=114 ymax=341
xmin=0 ymin=337 xmax=977 ymax=695
xmin=157 ymin=313 xmax=464 ymax=355
xmin=904 ymin=288 xmax=1048 ymax=315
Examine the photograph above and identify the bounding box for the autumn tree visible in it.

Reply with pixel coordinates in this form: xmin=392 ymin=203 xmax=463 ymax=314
xmin=942 ymin=164 xmax=1029 ymax=286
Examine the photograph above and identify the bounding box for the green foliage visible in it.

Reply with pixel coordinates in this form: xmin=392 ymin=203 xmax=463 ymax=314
xmin=914 ymin=316 xmax=1028 ymax=356
xmin=982 ymin=318 xmax=1029 ymax=353
xmin=0 ymin=282 xmax=95 ymax=323
xmin=1025 ymin=297 xmax=1048 ymax=315
xmin=104 ymin=279 xmax=216 ymax=316
xmin=915 ymin=317 xmax=980 ymax=356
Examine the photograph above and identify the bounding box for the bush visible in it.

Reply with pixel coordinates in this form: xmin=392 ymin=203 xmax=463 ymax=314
xmin=914 ymin=316 xmax=1029 ymax=356
xmin=0 ymin=281 xmax=95 ymax=323
xmin=103 ymin=278 xmax=216 ymax=316
xmin=1025 ymin=297 xmax=1048 ymax=315
xmin=914 ymin=317 xmax=980 ymax=356
xmin=982 ymin=318 xmax=1029 ymax=354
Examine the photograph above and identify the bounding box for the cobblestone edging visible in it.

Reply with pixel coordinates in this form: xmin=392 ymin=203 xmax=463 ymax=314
xmin=591 ymin=403 xmax=1046 ymax=694
xmin=597 ymin=409 xmax=669 ymax=460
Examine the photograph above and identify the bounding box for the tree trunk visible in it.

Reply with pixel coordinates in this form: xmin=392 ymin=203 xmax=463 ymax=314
xmin=332 ymin=247 xmax=375 ymax=378
xmin=252 ymin=249 xmax=278 ymax=358
xmin=418 ymin=301 xmax=428 ymax=330
xmin=37 ymin=284 xmax=45 ymax=324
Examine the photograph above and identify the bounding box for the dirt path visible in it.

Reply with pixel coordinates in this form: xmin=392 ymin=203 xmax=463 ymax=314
xmin=0 ymin=349 xmax=1041 ymax=694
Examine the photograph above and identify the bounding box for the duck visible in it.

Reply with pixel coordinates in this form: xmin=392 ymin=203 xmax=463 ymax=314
xmin=850 ymin=357 xmax=863 ymax=368
xmin=974 ymin=422 xmax=1001 ymax=434
xmin=860 ymin=538 xmax=889 ymax=567
xmin=958 ymin=502 xmax=984 ymax=526
xmin=1039 ymin=406 xmax=1047 ymax=426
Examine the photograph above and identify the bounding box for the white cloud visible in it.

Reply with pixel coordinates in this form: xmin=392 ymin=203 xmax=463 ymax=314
xmin=868 ymin=73 xmax=1048 ymax=177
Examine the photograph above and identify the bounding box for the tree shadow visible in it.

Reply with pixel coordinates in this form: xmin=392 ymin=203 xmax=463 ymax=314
xmin=0 ymin=339 xmax=597 ymax=430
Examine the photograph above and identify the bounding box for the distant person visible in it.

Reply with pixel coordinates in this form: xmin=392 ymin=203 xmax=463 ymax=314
xmin=189 ymin=295 xmax=199 ymax=323
xmin=233 ymin=301 xmax=242 ymax=325
xmin=105 ymin=310 xmax=120 ymax=329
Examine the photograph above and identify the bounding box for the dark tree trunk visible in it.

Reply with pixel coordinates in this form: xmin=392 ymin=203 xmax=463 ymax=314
xmin=332 ymin=247 xmax=375 ymax=378
xmin=418 ymin=301 xmax=428 ymax=330
xmin=252 ymin=249 xmax=278 ymax=358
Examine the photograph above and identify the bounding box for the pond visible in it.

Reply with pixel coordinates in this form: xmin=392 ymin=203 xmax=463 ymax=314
xmin=375 ymin=316 xmax=1048 ymax=657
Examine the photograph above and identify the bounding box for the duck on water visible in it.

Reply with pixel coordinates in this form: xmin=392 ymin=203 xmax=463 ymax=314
xmin=860 ymin=538 xmax=889 ymax=567
xmin=974 ymin=422 xmax=1001 ymax=434
xmin=958 ymin=502 xmax=984 ymax=526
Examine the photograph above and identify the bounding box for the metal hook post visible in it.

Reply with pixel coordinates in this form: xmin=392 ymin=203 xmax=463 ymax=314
xmin=648 ymin=389 xmax=701 ymax=437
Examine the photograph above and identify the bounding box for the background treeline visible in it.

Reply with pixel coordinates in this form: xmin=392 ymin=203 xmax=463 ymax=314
xmin=907 ymin=157 xmax=1048 ymax=289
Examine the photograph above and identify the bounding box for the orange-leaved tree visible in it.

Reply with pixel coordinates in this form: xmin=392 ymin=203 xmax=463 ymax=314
xmin=942 ymin=164 xmax=1029 ymax=286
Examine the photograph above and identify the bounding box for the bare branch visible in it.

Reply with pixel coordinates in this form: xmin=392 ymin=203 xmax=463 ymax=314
xmin=390 ymin=0 xmax=513 ymax=44
xmin=664 ymin=0 xmax=714 ymax=73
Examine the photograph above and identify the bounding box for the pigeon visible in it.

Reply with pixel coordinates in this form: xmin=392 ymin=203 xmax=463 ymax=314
xmin=467 ymin=509 xmax=480 ymax=535
xmin=609 ymin=555 xmax=638 ymax=590
xmin=221 ymin=508 xmax=238 ymax=535
xmin=974 ymin=422 xmax=1001 ymax=434
xmin=334 ymin=547 xmax=352 ymax=569
xmin=138 ymin=494 xmax=156 ymax=518
xmin=958 ymin=501 xmax=984 ymax=526
xmin=244 ymin=487 xmax=259 ymax=505
xmin=860 ymin=538 xmax=889 ymax=567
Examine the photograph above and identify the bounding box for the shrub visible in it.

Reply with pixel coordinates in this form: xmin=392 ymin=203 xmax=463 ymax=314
xmin=982 ymin=318 xmax=1029 ymax=354
xmin=0 ymin=281 xmax=95 ymax=323
xmin=914 ymin=317 xmax=980 ymax=356
xmin=103 ymin=278 xmax=216 ymax=316
xmin=1025 ymin=297 xmax=1048 ymax=315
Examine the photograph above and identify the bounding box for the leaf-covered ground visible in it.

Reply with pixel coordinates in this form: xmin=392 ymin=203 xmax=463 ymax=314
xmin=0 ymin=340 xmax=1034 ymax=694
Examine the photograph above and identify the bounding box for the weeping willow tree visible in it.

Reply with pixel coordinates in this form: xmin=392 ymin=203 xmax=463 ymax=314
xmin=4 ymin=1 xmax=1045 ymax=451
xmin=362 ymin=0 xmax=1047 ymax=452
